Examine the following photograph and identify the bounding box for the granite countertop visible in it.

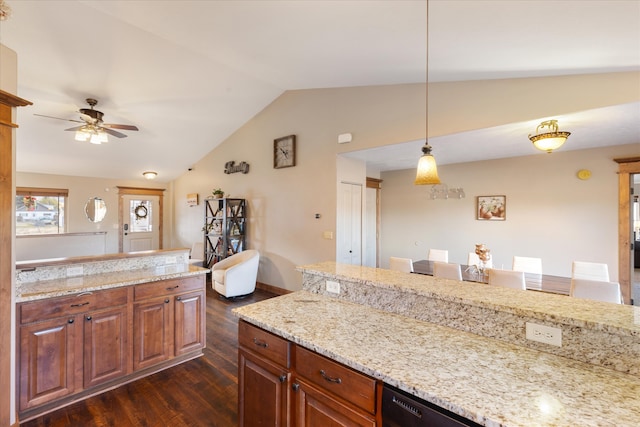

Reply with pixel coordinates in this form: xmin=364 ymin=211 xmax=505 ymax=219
xmin=16 ymin=264 xmax=209 ymax=303
xmin=234 ymin=291 xmax=640 ymax=427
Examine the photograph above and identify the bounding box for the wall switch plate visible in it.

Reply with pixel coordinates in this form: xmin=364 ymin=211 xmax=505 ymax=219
xmin=526 ymin=322 xmax=562 ymax=347
xmin=326 ymin=280 xmax=340 ymax=294
xmin=323 ymin=231 xmax=334 ymax=240
xmin=66 ymin=266 xmax=83 ymax=277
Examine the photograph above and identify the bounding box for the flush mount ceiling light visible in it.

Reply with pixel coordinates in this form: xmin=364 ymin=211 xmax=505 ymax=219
xmin=142 ymin=171 xmax=157 ymax=180
xmin=414 ymin=0 xmax=441 ymax=186
xmin=528 ymin=119 xmax=571 ymax=153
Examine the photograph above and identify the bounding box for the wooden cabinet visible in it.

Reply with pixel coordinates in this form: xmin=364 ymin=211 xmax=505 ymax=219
xmin=17 ymin=273 xmax=206 ymax=420
xmin=238 ymin=320 xmax=380 ymax=427
xmin=133 ymin=276 xmax=205 ymax=370
xmin=238 ymin=321 xmax=291 ymax=427
xmin=18 ymin=287 xmax=128 ymax=411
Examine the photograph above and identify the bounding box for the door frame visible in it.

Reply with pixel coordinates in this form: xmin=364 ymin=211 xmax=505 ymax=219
xmin=615 ymin=156 xmax=640 ymax=304
xmin=117 ymin=186 xmax=165 ymax=253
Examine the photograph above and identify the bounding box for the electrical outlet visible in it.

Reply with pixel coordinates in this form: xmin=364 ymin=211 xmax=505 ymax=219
xmin=526 ymin=322 xmax=562 ymax=347
xmin=66 ymin=266 xmax=83 ymax=277
xmin=326 ymin=280 xmax=340 ymax=294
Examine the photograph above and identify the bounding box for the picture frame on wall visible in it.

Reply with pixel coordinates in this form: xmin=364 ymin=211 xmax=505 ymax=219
xmin=477 ymin=195 xmax=506 ymax=221
xmin=187 ymin=193 xmax=199 ymax=207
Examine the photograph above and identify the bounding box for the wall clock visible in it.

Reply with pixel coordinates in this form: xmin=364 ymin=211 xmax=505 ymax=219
xmin=274 ymin=135 xmax=296 ymax=169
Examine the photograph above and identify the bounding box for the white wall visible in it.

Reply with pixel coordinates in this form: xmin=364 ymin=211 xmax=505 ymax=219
xmin=380 ymin=144 xmax=640 ymax=281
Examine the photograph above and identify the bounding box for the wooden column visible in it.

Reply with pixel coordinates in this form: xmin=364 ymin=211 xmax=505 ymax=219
xmin=615 ymin=157 xmax=640 ymax=304
xmin=0 ymin=90 xmax=32 ymax=426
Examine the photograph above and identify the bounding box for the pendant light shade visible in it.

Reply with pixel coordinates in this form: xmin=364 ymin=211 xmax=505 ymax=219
xmin=414 ymin=143 xmax=441 ymax=185
xmin=529 ymin=119 xmax=570 ymax=153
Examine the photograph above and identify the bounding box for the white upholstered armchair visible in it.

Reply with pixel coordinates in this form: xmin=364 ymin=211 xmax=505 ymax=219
xmin=212 ymin=250 xmax=260 ymax=298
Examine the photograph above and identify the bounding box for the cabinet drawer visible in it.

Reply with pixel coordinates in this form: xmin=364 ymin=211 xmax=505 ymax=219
xmin=295 ymin=345 xmax=377 ymax=414
xmin=20 ymin=287 xmax=128 ymax=324
xmin=238 ymin=321 xmax=290 ymax=368
xmin=134 ymin=276 xmax=204 ymax=301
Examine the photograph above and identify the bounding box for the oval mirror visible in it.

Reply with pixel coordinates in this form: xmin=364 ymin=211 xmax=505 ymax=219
xmin=85 ymin=197 xmax=107 ymax=223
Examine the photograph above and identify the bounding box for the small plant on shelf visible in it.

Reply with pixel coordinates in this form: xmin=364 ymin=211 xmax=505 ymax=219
xmin=212 ymin=188 xmax=225 ymax=199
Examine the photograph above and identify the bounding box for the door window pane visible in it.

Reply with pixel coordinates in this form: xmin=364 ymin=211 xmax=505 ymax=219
xmin=129 ymin=200 xmax=153 ymax=232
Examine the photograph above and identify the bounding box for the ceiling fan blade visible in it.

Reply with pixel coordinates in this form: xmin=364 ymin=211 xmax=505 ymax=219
xmin=102 ymin=128 xmax=128 ymax=138
xmin=102 ymin=123 xmax=139 ymax=131
xmin=34 ymin=113 xmax=84 ymax=124
xmin=64 ymin=125 xmax=86 ymax=131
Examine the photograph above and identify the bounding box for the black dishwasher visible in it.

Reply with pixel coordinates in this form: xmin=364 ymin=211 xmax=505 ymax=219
xmin=382 ymin=384 xmax=482 ymax=427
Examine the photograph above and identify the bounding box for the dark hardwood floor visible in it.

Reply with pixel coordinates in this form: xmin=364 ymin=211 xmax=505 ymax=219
xmin=21 ymin=284 xmax=277 ymax=427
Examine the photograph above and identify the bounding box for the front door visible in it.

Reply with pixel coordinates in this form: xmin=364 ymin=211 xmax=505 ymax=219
xmin=122 ymin=195 xmax=160 ymax=252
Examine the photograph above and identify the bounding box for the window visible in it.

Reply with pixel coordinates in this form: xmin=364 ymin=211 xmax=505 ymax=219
xmin=16 ymin=187 xmax=67 ymax=235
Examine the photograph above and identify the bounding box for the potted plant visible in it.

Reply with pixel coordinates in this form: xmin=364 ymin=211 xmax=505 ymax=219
xmin=212 ymin=188 xmax=224 ymax=199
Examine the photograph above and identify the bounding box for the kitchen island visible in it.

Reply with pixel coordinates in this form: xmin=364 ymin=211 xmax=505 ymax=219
xmin=234 ymin=262 xmax=640 ymax=427
xmin=16 ymin=249 xmax=209 ymax=421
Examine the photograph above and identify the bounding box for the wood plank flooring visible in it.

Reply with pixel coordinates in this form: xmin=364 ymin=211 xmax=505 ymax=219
xmin=21 ymin=285 xmax=277 ymax=427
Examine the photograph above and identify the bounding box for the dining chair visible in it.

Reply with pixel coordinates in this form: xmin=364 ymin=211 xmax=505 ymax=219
xmin=570 ymin=278 xmax=622 ymax=304
xmin=467 ymin=252 xmax=493 ymax=269
xmin=571 ymin=261 xmax=610 ymax=282
xmin=433 ymin=261 xmax=462 ymax=281
xmin=427 ymin=249 xmax=448 ymax=263
xmin=512 ymin=256 xmax=542 ymax=274
xmin=488 ymin=269 xmax=526 ymax=290
xmin=389 ymin=257 xmax=414 ymax=273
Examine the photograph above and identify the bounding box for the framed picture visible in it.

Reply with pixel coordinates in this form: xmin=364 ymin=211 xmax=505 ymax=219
xmin=477 ymin=195 xmax=506 ymax=221
xmin=273 ymin=135 xmax=296 ymax=169
xmin=186 ymin=193 xmax=199 ymax=207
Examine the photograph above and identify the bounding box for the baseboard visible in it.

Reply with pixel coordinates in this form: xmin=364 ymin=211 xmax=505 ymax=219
xmin=256 ymin=281 xmax=291 ymax=296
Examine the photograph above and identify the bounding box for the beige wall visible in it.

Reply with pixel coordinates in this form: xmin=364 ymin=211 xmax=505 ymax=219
xmin=172 ymin=84 xmax=424 ymax=290
xmin=16 ymin=172 xmax=175 ymax=257
xmin=380 ymin=144 xmax=639 ymax=281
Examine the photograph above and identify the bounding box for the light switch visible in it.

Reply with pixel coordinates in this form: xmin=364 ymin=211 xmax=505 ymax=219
xmin=323 ymin=231 xmax=333 ymax=240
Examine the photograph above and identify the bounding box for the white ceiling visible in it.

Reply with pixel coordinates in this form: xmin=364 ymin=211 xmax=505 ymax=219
xmin=1 ymin=0 xmax=639 ymax=181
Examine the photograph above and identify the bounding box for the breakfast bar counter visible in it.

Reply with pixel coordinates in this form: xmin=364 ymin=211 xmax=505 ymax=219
xmin=234 ymin=290 xmax=640 ymax=427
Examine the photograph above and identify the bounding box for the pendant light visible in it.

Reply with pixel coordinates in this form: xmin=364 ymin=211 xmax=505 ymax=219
xmin=528 ymin=119 xmax=571 ymax=153
xmin=415 ymin=0 xmax=441 ymax=185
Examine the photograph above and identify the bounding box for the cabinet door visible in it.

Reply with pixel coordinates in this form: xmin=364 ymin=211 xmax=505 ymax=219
xmin=133 ymin=296 xmax=172 ymax=370
xmin=18 ymin=316 xmax=77 ymax=410
xmin=83 ymin=306 xmax=128 ymax=388
xmin=174 ymin=291 xmax=205 ymax=356
xmin=294 ymin=379 xmax=376 ymax=427
xmin=238 ymin=349 xmax=290 ymax=427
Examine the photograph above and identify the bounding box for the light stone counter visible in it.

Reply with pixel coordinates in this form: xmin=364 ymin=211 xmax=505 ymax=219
xmin=234 ymin=291 xmax=640 ymax=427
xmin=16 ymin=263 xmax=208 ymax=303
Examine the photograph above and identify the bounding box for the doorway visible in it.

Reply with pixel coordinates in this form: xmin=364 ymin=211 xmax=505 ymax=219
xmin=117 ymin=186 xmax=165 ymax=253
xmin=616 ymin=157 xmax=640 ymax=305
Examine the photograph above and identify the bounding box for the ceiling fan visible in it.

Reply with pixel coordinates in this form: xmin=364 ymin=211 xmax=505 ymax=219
xmin=35 ymin=98 xmax=139 ymax=143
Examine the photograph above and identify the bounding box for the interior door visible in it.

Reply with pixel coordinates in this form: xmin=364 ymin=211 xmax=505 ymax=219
xmin=337 ymin=182 xmax=362 ymax=265
xmin=122 ymin=195 xmax=160 ymax=252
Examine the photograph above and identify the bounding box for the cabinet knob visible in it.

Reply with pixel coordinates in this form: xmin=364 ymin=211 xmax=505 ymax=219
xmin=292 ymin=383 xmax=300 ymax=391
xmin=85 ymin=316 xmax=92 ymax=321
xmin=68 ymin=318 xmax=74 ymax=324
xmin=165 ymin=299 xmax=170 ymax=304
xmin=176 ymin=296 xmax=182 ymax=301
xmin=279 ymin=374 xmax=287 ymax=383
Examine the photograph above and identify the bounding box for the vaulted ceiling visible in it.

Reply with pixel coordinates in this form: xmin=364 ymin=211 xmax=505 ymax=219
xmin=1 ymin=1 xmax=638 ymax=181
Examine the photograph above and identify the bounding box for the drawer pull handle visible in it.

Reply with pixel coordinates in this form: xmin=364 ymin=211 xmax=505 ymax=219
xmin=68 ymin=318 xmax=74 ymax=324
xmin=70 ymin=302 xmax=90 ymax=308
xmin=166 ymin=285 xmax=180 ymax=291
xmin=279 ymin=374 xmax=287 ymax=383
xmin=253 ymin=338 xmax=268 ymax=348
xmin=320 ymin=370 xmax=342 ymax=384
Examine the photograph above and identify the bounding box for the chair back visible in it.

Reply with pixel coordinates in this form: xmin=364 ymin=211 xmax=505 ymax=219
xmin=389 ymin=257 xmax=413 ymax=273
xmin=189 ymin=242 xmax=205 ymax=265
xmin=433 ymin=262 xmax=462 ymax=281
xmin=467 ymin=252 xmax=493 ymax=269
xmin=488 ymin=269 xmax=526 ymax=290
xmin=572 ymin=261 xmax=609 ymax=282
xmin=512 ymin=256 xmax=542 ymax=274
xmin=427 ymin=249 xmax=448 ymax=263
xmin=570 ymin=278 xmax=622 ymax=304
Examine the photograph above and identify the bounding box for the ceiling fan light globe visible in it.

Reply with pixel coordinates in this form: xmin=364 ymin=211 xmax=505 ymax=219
xmin=75 ymin=131 xmax=89 ymax=142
